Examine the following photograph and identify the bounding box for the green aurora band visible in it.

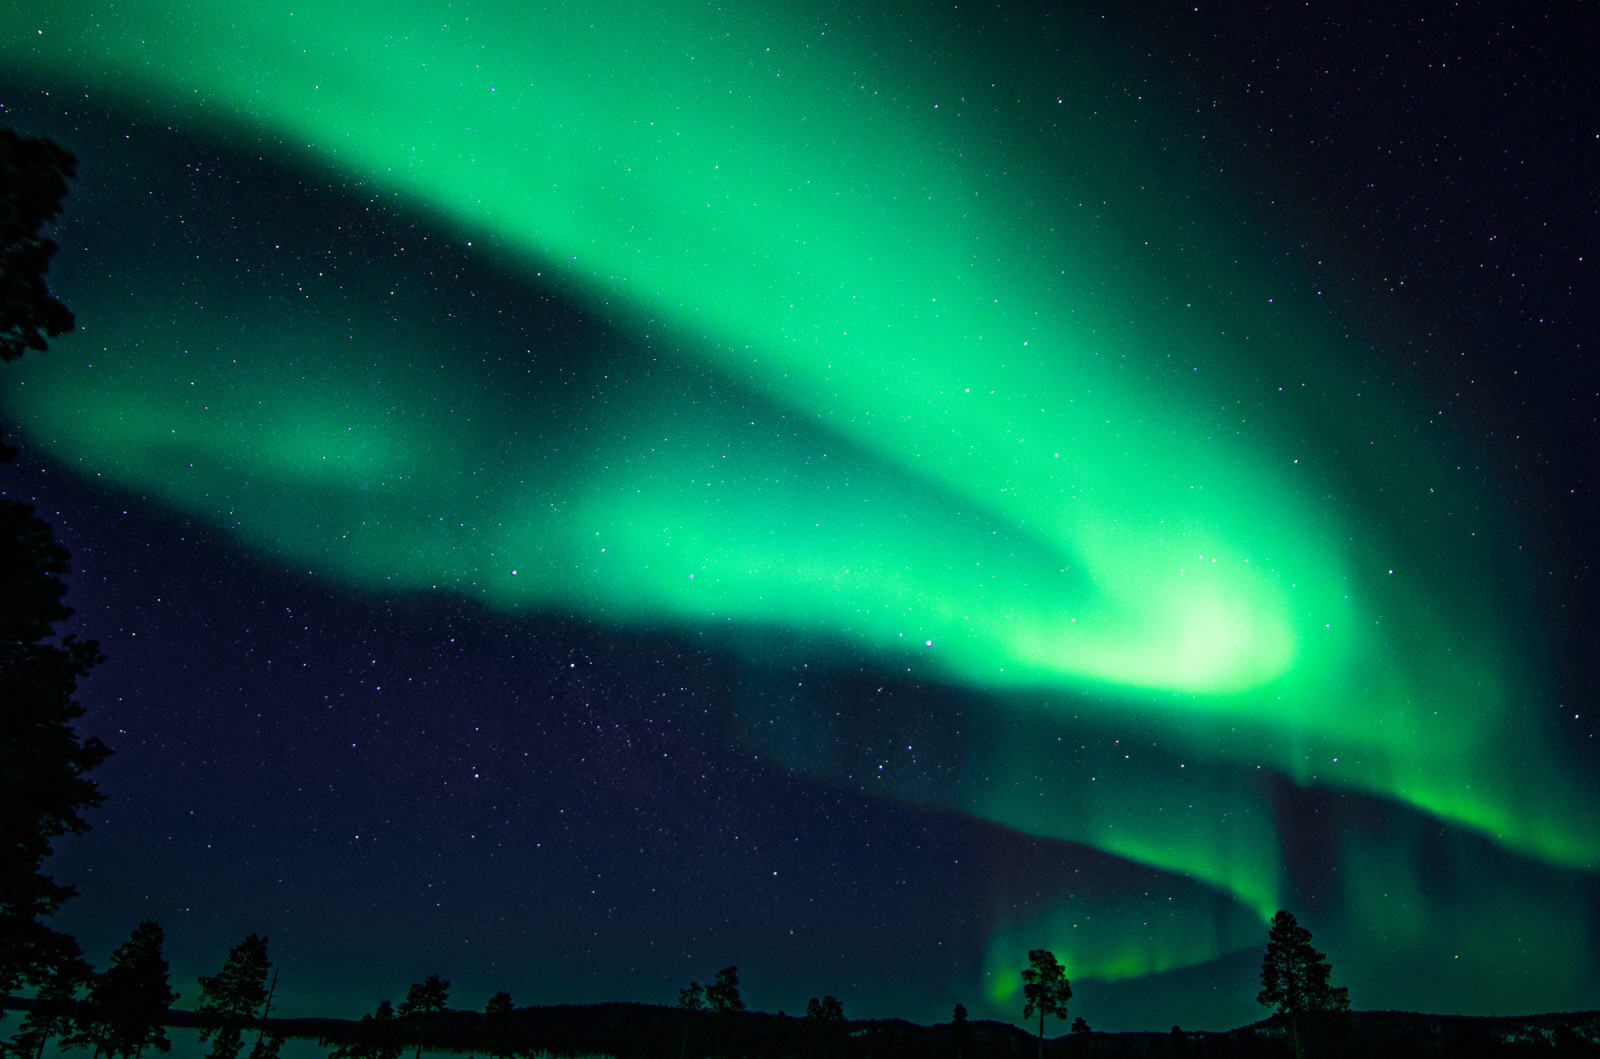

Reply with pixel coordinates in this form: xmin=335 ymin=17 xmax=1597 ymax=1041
xmin=4 ymin=0 xmax=1597 ymax=1011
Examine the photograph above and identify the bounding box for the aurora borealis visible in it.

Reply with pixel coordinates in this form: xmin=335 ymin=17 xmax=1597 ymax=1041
xmin=3 ymin=0 xmax=1598 ymax=1034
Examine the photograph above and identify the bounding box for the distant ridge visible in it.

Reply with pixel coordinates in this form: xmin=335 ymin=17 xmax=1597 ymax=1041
xmin=7 ymin=997 xmax=1600 ymax=1056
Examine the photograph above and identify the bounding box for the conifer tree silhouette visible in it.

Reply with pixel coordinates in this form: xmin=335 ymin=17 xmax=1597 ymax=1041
xmin=7 ymin=961 xmax=84 ymax=1059
xmin=1257 ymin=910 xmax=1349 ymax=1059
xmin=67 ymin=921 xmax=178 ymax=1059
xmin=677 ymin=980 xmax=707 ymax=1059
xmin=483 ymin=992 xmax=519 ymax=1059
xmin=704 ymin=966 xmax=744 ymax=1059
xmin=0 ymin=127 xmax=108 ymax=996
xmin=0 ymin=127 xmax=76 ymax=367
xmin=196 ymin=934 xmax=273 ymax=1059
xmin=331 ymin=1000 xmax=403 ymax=1059
xmin=803 ymin=996 xmax=844 ymax=1059
xmin=399 ymin=975 xmax=450 ymax=1059
xmin=1020 ymin=950 xmax=1071 ymax=1059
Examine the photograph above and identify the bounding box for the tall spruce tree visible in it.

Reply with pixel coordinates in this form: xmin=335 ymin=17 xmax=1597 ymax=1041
xmin=399 ymin=975 xmax=450 ymax=1059
xmin=1020 ymin=950 xmax=1071 ymax=1059
xmin=1257 ymin=910 xmax=1349 ymax=1059
xmin=0 ymin=127 xmax=76 ymax=368
xmin=0 ymin=126 xmax=109 ymax=997
xmin=196 ymin=934 xmax=273 ymax=1059
xmin=677 ymin=981 xmax=707 ymax=1059
xmin=803 ymin=996 xmax=844 ymax=1059
xmin=68 ymin=921 xmax=178 ymax=1059
xmin=704 ymin=966 xmax=744 ymax=1059
xmin=482 ymin=992 xmax=519 ymax=1059
xmin=950 ymin=1003 xmax=969 ymax=1059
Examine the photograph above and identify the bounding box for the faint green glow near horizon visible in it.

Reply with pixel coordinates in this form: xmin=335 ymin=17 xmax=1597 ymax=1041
xmin=4 ymin=0 xmax=1597 ymax=1001
xmin=983 ymin=884 xmax=1264 ymax=1003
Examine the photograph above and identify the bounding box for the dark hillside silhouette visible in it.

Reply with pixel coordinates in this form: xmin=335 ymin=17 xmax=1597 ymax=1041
xmin=10 ymin=990 xmax=1600 ymax=1058
xmin=300 ymin=1002 xmax=1600 ymax=1058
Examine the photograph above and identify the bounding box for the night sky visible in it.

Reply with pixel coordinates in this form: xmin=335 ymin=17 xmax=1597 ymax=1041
xmin=2 ymin=0 xmax=1597 ymax=1035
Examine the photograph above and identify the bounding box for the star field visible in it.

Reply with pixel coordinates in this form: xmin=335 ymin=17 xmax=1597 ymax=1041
xmin=1 ymin=0 xmax=1597 ymax=1034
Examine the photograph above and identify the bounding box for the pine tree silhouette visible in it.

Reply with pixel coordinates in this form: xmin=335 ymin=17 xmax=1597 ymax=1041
xmin=67 ymin=922 xmax=178 ymax=1059
xmin=1021 ymin=950 xmax=1071 ymax=1059
xmin=196 ymin=934 xmax=273 ymax=1059
xmin=399 ymin=975 xmax=450 ymax=1059
xmin=1258 ymin=910 xmax=1349 ymax=1059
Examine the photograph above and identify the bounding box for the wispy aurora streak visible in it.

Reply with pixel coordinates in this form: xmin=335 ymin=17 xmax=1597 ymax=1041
xmin=4 ymin=0 xmax=1596 ymax=1003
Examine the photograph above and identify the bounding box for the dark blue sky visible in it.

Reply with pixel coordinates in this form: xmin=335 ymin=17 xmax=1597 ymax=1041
xmin=3 ymin=0 xmax=1597 ymax=1033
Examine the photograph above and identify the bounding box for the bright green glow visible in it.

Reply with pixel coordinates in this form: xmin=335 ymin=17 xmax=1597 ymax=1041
xmin=4 ymin=0 xmax=1326 ymax=695
xmin=5 ymin=0 xmax=1598 ymax=1008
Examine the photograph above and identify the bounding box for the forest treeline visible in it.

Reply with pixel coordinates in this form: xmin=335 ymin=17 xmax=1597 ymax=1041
xmin=300 ymin=999 xmax=1600 ymax=1059
xmin=10 ymin=986 xmax=1600 ymax=1059
xmin=4 ymin=926 xmax=1600 ymax=1059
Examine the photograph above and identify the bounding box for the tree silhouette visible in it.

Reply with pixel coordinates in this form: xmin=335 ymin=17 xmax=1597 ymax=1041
xmin=677 ymin=980 xmax=707 ymax=1059
xmin=704 ymin=966 xmax=745 ymax=1059
xmin=772 ymin=1010 xmax=792 ymax=1059
xmin=0 ymin=127 xmax=76 ymax=368
xmin=0 ymin=128 xmax=109 ymax=998
xmin=196 ymin=934 xmax=273 ymax=1059
xmin=7 ymin=960 xmax=84 ymax=1059
xmin=68 ymin=921 xmax=179 ymax=1059
xmin=399 ymin=975 xmax=450 ymax=1059
xmin=1257 ymin=910 xmax=1349 ymax=1059
xmin=330 ymin=1000 xmax=403 ymax=1059
xmin=803 ymin=996 xmax=845 ymax=1059
xmin=950 ymin=1003 xmax=969 ymax=1059
xmin=1020 ymin=950 xmax=1071 ymax=1059
xmin=245 ymin=967 xmax=283 ymax=1059
xmin=705 ymin=966 xmax=745 ymax=1015
xmin=245 ymin=1028 xmax=284 ymax=1059
xmin=481 ymin=991 xmax=519 ymax=1059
